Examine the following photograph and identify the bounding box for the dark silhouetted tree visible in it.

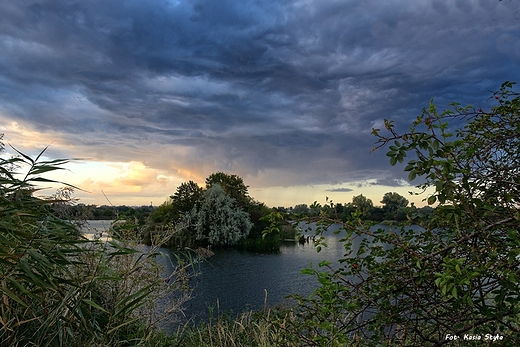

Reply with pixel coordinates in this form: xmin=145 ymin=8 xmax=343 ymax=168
xmin=351 ymin=194 xmax=373 ymax=217
xmin=205 ymin=172 xmax=250 ymax=209
xmin=171 ymin=180 xmax=204 ymax=217
xmin=381 ymin=191 xmax=408 ymax=220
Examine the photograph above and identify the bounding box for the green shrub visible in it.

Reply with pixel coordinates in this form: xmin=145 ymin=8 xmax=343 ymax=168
xmin=287 ymin=83 xmax=520 ymax=346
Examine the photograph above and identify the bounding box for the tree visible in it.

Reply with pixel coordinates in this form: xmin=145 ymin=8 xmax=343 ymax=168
xmin=381 ymin=191 xmax=409 ymax=220
xmin=205 ymin=172 xmax=251 ymax=209
xmin=245 ymin=199 xmax=273 ymax=239
xmin=259 ymin=211 xmax=285 ymax=240
xmin=149 ymin=180 xmax=203 ymax=224
xmin=290 ymin=82 xmax=520 ymax=345
xmin=351 ymin=194 xmax=373 ymax=217
xmin=148 ymin=200 xmax=175 ymax=224
xmin=190 ymin=184 xmax=252 ymax=247
xmin=171 ymin=180 xmax=204 ymax=217
xmin=292 ymin=204 xmax=310 ymax=216
xmin=335 ymin=202 xmax=357 ymax=222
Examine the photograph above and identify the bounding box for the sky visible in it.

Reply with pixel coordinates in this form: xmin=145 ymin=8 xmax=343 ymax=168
xmin=1 ymin=0 xmax=519 ymax=208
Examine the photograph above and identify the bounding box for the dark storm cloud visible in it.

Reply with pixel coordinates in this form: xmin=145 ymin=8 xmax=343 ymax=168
xmin=326 ymin=188 xmax=354 ymax=193
xmin=369 ymin=178 xmax=409 ymax=187
xmin=1 ymin=0 xmax=519 ymax=187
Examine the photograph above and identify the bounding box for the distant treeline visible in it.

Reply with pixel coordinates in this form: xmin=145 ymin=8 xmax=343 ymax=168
xmin=276 ymin=198 xmax=434 ymax=223
xmin=63 ymin=203 xmax=156 ymax=223
xmin=65 ymin=190 xmax=433 ymax=227
xmin=66 ymin=195 xmax=432 ymax=226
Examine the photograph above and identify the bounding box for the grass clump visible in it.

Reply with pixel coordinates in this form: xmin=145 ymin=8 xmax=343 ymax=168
xmin=178 ymin=307 xmax=301 ymax=347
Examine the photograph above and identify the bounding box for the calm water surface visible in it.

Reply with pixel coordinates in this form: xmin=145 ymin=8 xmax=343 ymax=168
xmin=82 ymin=220 xmax=114 ymax=240
xmin=178 ymin=229 xmax=344 ymax=322
xmin=163 ymin=223 xmax=423 ymax=323
xmin=83 ymin=221 xmax=422 ymax=325
xmin=151 ymin=223 xmax=346 ymax=325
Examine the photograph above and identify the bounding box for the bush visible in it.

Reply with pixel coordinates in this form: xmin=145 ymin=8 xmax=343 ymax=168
xmin=288 ymin=83 xmax=520 ymax=346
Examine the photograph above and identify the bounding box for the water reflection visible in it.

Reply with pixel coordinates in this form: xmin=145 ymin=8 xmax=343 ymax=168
xmin=167 ymin=223 xmax=424 ymax=325
xmin=80 ymin=220 xmax=423 ymax=328
xmin=81 ymin=220 xmax=114 ymax=241
xmin=166 ymin=223 xmax=347 ymax=324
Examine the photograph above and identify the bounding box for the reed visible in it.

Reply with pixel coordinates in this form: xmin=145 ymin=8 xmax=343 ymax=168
xmin=0 ymin=145 xmax=193 ymax=346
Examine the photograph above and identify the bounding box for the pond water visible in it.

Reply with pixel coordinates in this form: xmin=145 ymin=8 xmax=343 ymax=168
xmin=82 ymin=221 xmax=423 ymax=327
xmin=161 ymin=223 xmax=424 ymax=325
xmin=81 ymin=219 xmax=114 ymax=240
xmin=176 ymin=224 xmax=346 ymax=323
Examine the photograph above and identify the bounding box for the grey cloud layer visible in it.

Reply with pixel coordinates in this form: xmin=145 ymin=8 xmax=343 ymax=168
xmin=1 ymin=0 xmax=519 ymax=187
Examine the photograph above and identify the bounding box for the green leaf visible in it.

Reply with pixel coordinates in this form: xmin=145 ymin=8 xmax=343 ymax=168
xmin=82 ymin=299 xmax=109 ymax=314
xmin=0 ymin=286 xmax=29 ymax=307
xmin=114 ymin=286 xmax=153 ymax=317
xmin=451 ymin=287 xmax=458 ymax=299
xmin=107 ymin=318 xmax=140 ymax=335
xmin=455 ymin=264 xmax=462 ymax=275
xmin=301 ymin=268 xmax=314 ymax=275
xmin=9 ymin=145 xmax=35 ymax=165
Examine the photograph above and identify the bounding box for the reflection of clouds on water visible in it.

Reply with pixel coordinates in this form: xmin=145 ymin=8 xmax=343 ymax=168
xmin=141 ymin=222 xmax=427 ymax=329
xmin=297 ymin=222 xmax=425 ymax=260
xmin=81 ymin=220 xmax=114 ymax=241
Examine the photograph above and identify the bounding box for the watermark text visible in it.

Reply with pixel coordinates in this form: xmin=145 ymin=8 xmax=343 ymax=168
xmin=445 ymin=333 xmax=504 ymax=342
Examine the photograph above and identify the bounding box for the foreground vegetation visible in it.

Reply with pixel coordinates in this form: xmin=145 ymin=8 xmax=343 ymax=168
xmin=286 ymin=82 xmax=520 ymax=346
xmin=0 ymin=140 xmax=193 ymax=346
xmin=2 ymin=82 xmax=519 ymax=346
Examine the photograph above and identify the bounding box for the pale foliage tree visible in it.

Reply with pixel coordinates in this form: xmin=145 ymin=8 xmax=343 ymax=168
xmin=190 ymin=184 xmax=252 ymax=246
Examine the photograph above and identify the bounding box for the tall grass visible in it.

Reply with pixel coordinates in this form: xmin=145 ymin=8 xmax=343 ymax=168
xmin=178 ymin=307 xmax=302 ymax=347
xmin=0 ymin=145 xmax=193 ymax=346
